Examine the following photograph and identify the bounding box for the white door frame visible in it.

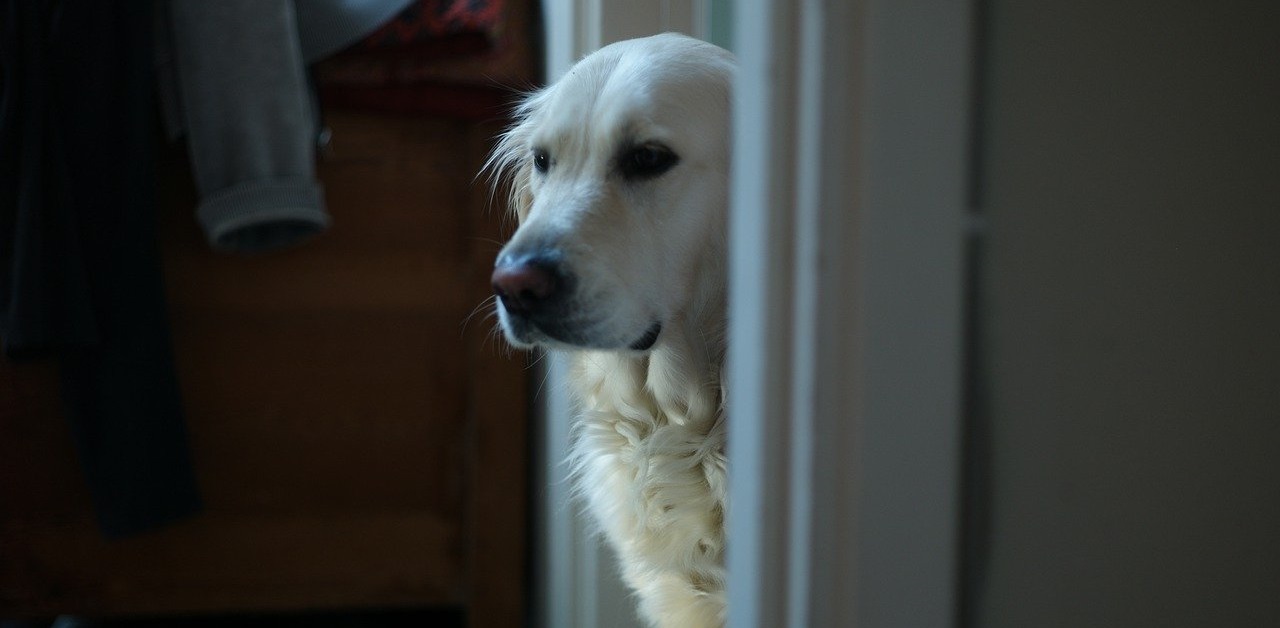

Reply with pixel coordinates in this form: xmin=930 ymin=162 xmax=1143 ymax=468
xmin=533 ymin=1 xmax=972 ymax=626
xmin=727 ymin=1 xmax=972 ymax=627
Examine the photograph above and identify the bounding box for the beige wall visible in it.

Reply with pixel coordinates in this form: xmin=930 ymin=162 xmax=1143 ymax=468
xmin=973 ymin=1 xmax=1280 ymax=626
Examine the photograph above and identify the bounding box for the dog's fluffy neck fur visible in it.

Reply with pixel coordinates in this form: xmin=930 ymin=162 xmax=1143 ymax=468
xmin=566 ymin=245 xmax=729 ymax=627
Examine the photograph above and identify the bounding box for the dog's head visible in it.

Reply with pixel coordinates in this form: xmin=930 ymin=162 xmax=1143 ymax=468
xmin=487 ymin=33 xmax=734 ymax=353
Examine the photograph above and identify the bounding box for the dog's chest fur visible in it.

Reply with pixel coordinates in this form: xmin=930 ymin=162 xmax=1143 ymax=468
xmin=569 ymin=341 xmax=728 ymax=628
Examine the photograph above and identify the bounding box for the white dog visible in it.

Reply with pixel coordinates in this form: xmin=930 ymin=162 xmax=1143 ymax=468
xmin=486 ymin=33 xmax=735 ymax=628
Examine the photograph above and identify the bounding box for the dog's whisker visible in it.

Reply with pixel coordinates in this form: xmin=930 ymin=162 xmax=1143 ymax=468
xmin=461 ymin=295 xmax=498 ymax=335
xmin=482 ymin=324 xmax=505 ymax=354
xmin=468 ymin=235 xmax=507 ymax=249
xmin=525 ymin=350 xmax=547 ymax=371
xmin=532 ymin=353 xmax=555 ymax=400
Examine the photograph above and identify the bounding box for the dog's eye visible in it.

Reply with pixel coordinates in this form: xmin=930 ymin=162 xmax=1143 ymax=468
xmin=620 ymin=144 xmax=678 ymax=179
xmin=533 ymin=148 xmax=550 ymax=173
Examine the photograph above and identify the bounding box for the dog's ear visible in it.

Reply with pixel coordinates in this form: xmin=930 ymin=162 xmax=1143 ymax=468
xmin=484 ymin=89 xmax=546 ymax=224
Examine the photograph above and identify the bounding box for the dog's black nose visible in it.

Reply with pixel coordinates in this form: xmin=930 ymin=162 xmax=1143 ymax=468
xmin=492 ymin=257 xmax=563 ymax=317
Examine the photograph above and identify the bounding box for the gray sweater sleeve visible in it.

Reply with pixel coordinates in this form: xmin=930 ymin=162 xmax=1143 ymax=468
xmin=165 ymin=0 xmax=330 ymax=253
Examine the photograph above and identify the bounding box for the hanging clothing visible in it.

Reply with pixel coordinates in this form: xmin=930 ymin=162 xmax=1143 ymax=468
xmin=157 ymin=0 xmax=332 ymax=253
xmin=0 ymin=0 xmax=202 ymax=537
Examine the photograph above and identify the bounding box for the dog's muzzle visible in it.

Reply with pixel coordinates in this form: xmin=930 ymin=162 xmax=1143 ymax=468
xmin=491 ymin=254 xmax=568 ymax=320
xmin=491 ymin=253 xmax=661 ymax=351
xmin=491 ymin=253 xmax=578 ymax=343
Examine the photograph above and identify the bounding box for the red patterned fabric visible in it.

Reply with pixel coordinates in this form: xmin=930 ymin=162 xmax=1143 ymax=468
xmin=359 ymin=0 xmax=503 ymax=49
xmin=315 ymin=0 xmax=535 ymax=121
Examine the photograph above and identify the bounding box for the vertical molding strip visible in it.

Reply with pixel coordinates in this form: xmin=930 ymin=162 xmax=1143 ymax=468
xmin=728 ymin=0 xmax=972 ymax=626
xmin=725 ymin=1 xmax=801 ymax=626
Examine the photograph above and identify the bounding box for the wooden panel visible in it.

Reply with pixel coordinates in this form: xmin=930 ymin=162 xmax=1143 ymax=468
xmin=0 ymin=362 xmax=90 ymax=523
xmin=0 ymin=110 xmax=527 ymax=621
xmin=163 ymin=251 xmax=471 ymax=314
xmin=462 ymin=122 xmax=529 ymax=628
xmin=3 ymin=513 xmax=461 ymax=616
xmin=173 ymin=311 xmax=467 ymax=516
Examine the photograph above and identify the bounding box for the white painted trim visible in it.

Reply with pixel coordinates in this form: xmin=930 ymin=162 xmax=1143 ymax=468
xmin=727 ymin=0 xmax=972 ymax=626
xmin=545 ymin=0 xmax=710 ymax=83
xmin=724 ymin=2 xmax=801 ymax=626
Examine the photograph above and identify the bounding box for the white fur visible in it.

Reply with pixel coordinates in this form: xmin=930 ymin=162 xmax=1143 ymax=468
xmin=485 ymin=34 xmax=734 ymax=628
